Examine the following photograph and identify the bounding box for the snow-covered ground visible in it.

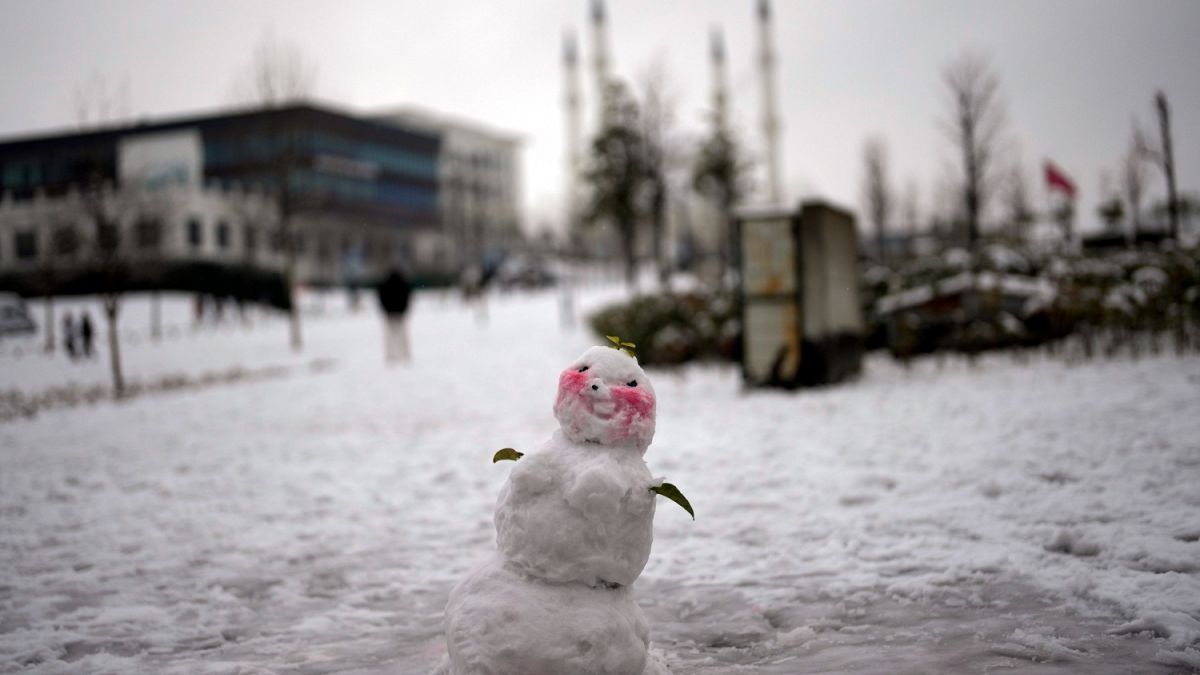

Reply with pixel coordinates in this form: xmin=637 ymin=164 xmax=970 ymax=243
xmin=1 ymin=287 xmax=1199 ymax=674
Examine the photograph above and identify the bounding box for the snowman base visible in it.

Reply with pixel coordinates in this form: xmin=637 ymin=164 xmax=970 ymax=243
xmin=440 ymin=557 xmax=669 ymax=675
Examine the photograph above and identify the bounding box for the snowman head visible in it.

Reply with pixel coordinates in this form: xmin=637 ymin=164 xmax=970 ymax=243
xmin=554 ymin=345 xmax=656 ymax=451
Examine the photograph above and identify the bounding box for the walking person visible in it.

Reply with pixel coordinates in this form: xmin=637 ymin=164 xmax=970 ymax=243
xmin=79 ymin=310 xmax=95 ymax=358
xmin=62 ymin=311 xmax=77 ymax=360
xmin=376 ymin=267 xmax=413 ymax=363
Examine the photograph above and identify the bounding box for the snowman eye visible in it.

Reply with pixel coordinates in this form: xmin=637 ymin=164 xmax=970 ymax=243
xmin=578 ymin=366 xmax=589 ymax=373
xmin=626 ymin=380 xmax=637 ymax=387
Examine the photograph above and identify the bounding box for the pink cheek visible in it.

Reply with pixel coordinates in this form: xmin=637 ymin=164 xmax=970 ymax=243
xmin=612 ymin=387 xmax=655 ymax=419
xmin=555 ymin=370 xmax=588 ymax=407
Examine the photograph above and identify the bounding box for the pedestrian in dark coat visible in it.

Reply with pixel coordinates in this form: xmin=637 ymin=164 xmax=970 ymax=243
xmin=377 ymin=268 xmax=413 ymax=363
xmin=79 ymin=311 xmax=95 ymax=358
xmin=62 ymin=311 xmax=77 ymax=359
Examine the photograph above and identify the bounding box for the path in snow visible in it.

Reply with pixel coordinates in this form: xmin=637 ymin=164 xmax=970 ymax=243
xmin=1 ymin=288 xmax=1198 ymax=673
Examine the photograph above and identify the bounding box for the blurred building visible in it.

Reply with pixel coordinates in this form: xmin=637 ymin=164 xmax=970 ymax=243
xmin=0 ymin=103 xmax=450 ymax=294
xmin=372 ymin=107 xmax=523 ymax=276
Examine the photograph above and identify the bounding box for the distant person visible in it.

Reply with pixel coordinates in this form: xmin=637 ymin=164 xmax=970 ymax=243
xmin=460 ymin=265 xmax=489 ymax=325
xmin=79 ymin=311 xmax=95 ymax=358
xmin=460 ymin=265 xmax=483 ymax=301
xmin=62 ymin=311 xmax=77 ymax=359
xmin=376 ymin=268 xmax=413 ymax=363
xmin=235 ymin=296 xmax=248 ymax=325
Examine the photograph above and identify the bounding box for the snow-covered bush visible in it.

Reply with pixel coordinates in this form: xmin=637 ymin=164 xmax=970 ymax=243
xmin=589 ymin=292 xmax=739 ymax=366
xmin=869 ymin=242 xmax=1200 ymax=359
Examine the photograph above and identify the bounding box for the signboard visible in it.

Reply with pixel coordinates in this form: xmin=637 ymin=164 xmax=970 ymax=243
xmin=117 ymin=130 xmax=202 ymax=190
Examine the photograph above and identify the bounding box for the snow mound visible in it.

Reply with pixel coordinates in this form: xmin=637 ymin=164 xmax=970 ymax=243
xmin=1110 ymin=611 xmax=1200 ymax=649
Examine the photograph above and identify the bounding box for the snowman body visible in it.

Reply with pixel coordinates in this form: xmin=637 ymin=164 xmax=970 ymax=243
xmin=441 ymin=346 xmax=670 ymax=675
xmin=495 ymin=433 xmax=657 ymax=588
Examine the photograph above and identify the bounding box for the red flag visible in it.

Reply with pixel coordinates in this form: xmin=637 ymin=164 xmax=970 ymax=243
xmin=1044 ymin=161 xmax=1077 ymax=199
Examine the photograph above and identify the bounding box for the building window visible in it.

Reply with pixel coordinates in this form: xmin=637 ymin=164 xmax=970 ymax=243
xmin=317 ymin=232 xmax=332 ymax=262
xmin=187 ymin=218 xmax=203 ymax=248
xmin=97 ymin=223 xmax=120 ymax=253
xmin=244 ymin=225 xmax=257 ymax=254
xmin=216 ymin=221 xmax=230 ymax=250
xmin=14 ymin=231 xmax=37 ymax=260
xmin=270 ymin=228 xmax=285 ymax=253
xmin=135 ymin=218 xmax=162 ymax=250
xmin=52 ymin=227 xmax=79 ymax=257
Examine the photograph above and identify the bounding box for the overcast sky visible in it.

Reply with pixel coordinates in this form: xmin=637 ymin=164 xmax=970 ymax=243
xmin=1 ymin=0 xmax=1198 ymax=236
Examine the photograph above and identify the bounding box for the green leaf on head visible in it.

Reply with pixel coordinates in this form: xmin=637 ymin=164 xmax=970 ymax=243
xmin=492 ymin=448 xmax=524 ymax=463
xmin=650 ymin=482 xmax=694 ymax=520
xmin=605 ymin=335 xmax=637 ymax=358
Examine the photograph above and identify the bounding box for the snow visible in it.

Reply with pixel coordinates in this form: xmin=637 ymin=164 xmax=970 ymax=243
xmin=2 ymin=287 xmax=1199 ymax=673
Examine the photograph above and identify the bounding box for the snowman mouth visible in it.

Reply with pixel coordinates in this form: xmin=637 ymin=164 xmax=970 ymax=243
xmin=591 ymin=401 xmax=616 ymax=419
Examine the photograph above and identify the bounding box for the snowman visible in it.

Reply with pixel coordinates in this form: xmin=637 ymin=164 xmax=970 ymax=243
xmin=438 ymin=342 xmax=688 ymax=675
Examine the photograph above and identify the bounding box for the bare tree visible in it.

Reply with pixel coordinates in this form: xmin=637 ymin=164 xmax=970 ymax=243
xmin=71 ymin=73 xmax=177 ymax=343
xmin=902 ymin=179 xmax=920 ymax=236
xmin=230 ymin=33 xmax=318 ymax=350
xmin=231 ymin=32 xmax=317 ymax=107
xmin=940 ymin=52 xmax=1008 ymax=251
xmin=68 ymin=173 xmax=166 ymax=397
xmin=584 ymin=81 xmax=649 ymax=287
xmin=930 ymin=168 xmax=964 ymax=242
xmin=137 ymin=208 xmax=171 ymax=341
xmin=1052 ymin=200 xmax=1075 ymax=244
xmin=1004 ymin=165 xmax=1035 ymax=242
xmin=693 ymin=112 xmax=751 ymax=286
xmin=636 ymin=58 xmax=681 ymax=288
xmin=1122 ymin=135 xmax=1148 ymax=244
xmin=272 ymin=129 xmax=311 ymax=351
xmin=31 ymin=205 xmax=61 ymax=354
xmin=72 ymin=71 xmax=130 ymax=129
xmin=39 ymin=74 xmax=129 ymax=355
xmin=86 ymin=181 xmax=127 ymax=395
xmin=861 ymin=137 xmax=892 ymax=264
xmin=1096 ymin=169 xmax=1125 ymax=234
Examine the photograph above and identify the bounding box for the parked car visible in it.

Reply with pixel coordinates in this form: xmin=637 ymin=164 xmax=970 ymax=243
xmin=495 ymin=255 xmax=557 ymax=289
xmin=0 ymin=293 xmax=36 ymax=337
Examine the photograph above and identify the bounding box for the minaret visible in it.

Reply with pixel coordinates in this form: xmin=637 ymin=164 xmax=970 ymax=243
xmin=591 ymin=0 xmax=611 ymax=125
xmin=710 ymin=26 xmax=729 ymax=129
xmin=757 ymin=0 xmax=784 ymax=205
xmin=563 ymin=29 xmax=583 ymax=245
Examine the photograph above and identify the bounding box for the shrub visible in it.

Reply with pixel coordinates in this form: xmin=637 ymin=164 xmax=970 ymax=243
xmin=588 ymin=292 xmax=740 ymax=366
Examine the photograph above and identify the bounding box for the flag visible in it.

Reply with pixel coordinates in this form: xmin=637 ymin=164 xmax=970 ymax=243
xmin=1044 ymin=161 xmax=1077 ymax=199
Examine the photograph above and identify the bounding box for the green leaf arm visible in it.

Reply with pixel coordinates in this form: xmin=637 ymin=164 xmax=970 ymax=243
xmin=492 ymin=448 xmax=524 ymax=463
xmin=650 ymin=482 xmax=694 ymax=520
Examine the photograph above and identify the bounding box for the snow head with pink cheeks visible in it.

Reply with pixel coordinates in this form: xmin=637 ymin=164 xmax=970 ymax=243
xmin=554 ymin=346 xmax=656 ymax=451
